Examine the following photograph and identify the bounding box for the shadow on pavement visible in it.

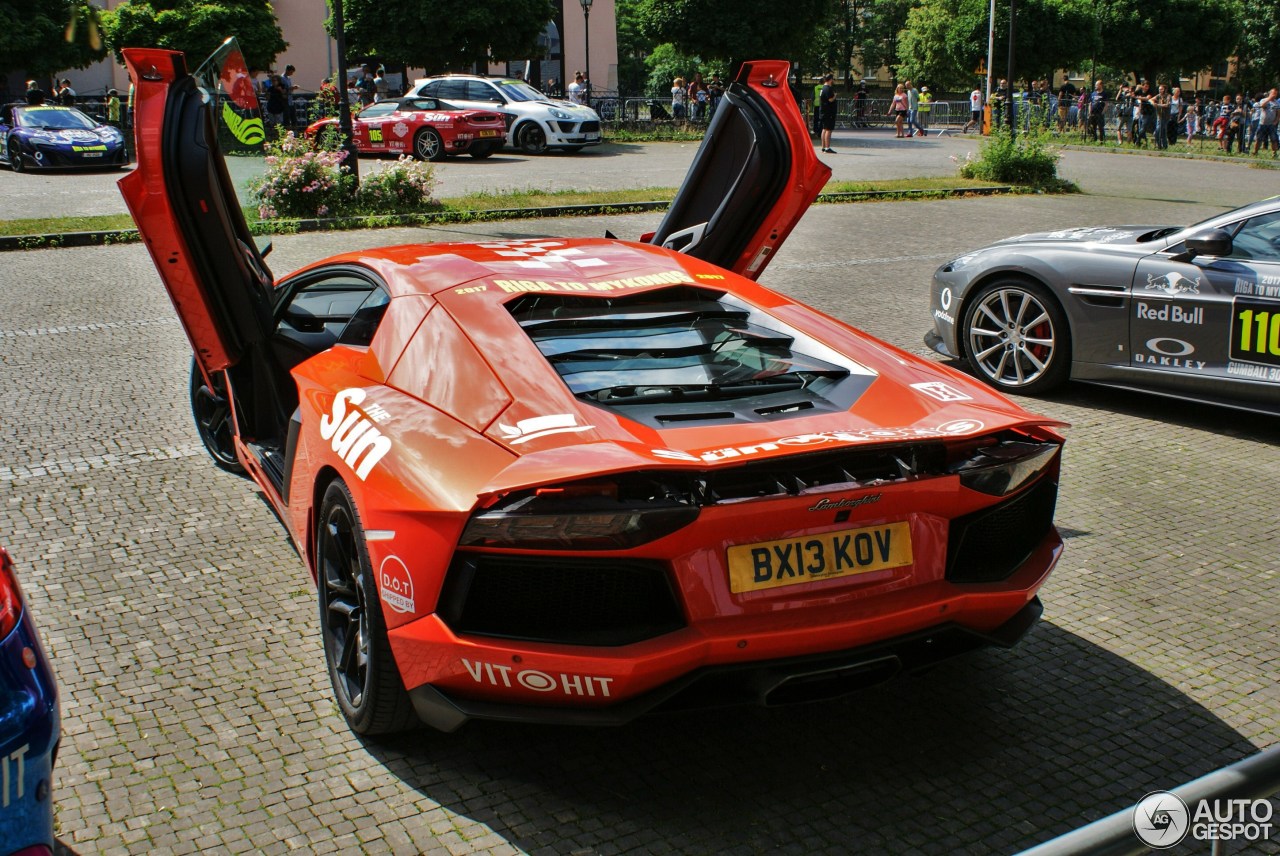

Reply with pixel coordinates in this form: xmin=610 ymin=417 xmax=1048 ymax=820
xmin=364 ymin=623 xmax=1262 ymax=854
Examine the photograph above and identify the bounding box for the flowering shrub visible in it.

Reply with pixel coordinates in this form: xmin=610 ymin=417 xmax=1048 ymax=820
xmin=356 ymin=156 xmax=438 ymax=213
xmin=247 ymin=131 xmax=352 ymax=219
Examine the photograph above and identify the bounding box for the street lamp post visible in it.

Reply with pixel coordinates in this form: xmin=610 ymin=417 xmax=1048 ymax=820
xmin=579 ymin=0 xmax=593 ymax=105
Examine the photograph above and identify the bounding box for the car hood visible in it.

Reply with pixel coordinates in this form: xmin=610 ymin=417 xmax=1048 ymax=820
xmin=990 ymin=225 xmax=1174 ymax=249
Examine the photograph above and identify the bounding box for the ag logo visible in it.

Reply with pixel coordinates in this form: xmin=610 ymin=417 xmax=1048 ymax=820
xmin=1132 ymin=791 xmax=1190 ymax=849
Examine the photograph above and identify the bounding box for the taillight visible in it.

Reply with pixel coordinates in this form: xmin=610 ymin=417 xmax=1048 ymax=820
xmin=0 ymin=546 xmax=23 ymax=639
xmin=948 ymin=436 xmax=1061 ymax=496
xmin=461 ymin=479 xmax=699 ymax=550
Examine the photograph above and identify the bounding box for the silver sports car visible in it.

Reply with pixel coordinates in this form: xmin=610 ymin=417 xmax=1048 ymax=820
xmin=925 ymin=196 xmax=1280 ymax=415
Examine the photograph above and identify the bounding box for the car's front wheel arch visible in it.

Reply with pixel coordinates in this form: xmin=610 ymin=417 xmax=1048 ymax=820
xmin=959 ymin=274 xmax=1072 ymax=395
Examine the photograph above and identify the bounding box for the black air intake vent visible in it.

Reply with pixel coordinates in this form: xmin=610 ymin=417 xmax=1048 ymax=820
xmin=439 ymin=556 xmax=685 ymax=646
xmin=947 ymin=478 xmax=1058 ymax=582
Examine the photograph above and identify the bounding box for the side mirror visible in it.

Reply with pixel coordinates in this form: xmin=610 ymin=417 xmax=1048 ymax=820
xmin=1184 ymin=228 xmax=1233 ymax=259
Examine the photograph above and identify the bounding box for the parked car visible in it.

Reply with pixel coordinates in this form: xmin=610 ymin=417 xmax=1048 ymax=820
xmin=0 ymin=546 xmax=60 ymax=854
xmin=409 ymin=74 xmax=601 ymax=154
xmin=1 ymin=102 xmax=127 ymax=171
xmin=305 ymin=96 xmax=507 ymax=161
xmin=926 ymin=197 xmax=1280 ymax=415
xmin=121 ymin=42 xmax=1066 ymax=735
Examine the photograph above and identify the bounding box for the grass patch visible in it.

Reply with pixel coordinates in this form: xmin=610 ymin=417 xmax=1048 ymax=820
xmin=0 ymin=213 xmax=138 ymax=237
xmin=0 ymin=177 xmax=1040 ymax=243
xmin=440 ymin=186 xmax=676 ymax=211
xmin=604 ymin=124 xmax=708 ymax=143
xmin=823 ymin=176 xmax=1007 ymax=194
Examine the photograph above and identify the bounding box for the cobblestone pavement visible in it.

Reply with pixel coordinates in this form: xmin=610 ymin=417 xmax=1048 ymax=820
xmin=2 ymin=183 xmax=1278 ymax=855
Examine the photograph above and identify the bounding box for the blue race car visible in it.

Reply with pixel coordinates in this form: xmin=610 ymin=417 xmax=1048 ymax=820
xmin=1 ymin=102 xmax=127 ymax=171
xmin=0 ymin=546 xmax=59 ymax=855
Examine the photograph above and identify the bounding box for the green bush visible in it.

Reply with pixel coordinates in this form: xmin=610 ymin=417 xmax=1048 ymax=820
xmin=959 ymin=126 xmax=1061 ymax=186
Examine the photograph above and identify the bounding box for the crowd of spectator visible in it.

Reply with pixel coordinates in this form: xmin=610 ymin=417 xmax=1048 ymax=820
xmin=989 ymin=77 xmax=1279 ymax=157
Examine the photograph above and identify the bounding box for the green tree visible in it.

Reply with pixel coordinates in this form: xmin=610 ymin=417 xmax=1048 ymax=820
xmin=896 ymin=0 xmax=1093 ymax=90
xmin=633 ymin=0 xmax=832 ymax=70
xmin=0 ymin=0 xmax=107 ymax=77
xmin=615 ymin=0 xmax=653 ymax=96
xmin=643 ymin=42 xmax=727 ymax=96
xmin=337 ymin=0 xmax=556 ymax=73
xmin=1233 ymin=0 xmax=1279 ymax=92
xmin=1100 ymin=0 xmax=1241 ymax=85
xmin=102 ymin=0 xmax=286 ymax=72
xmin=856 ymin=0 xmax=914 ymax=80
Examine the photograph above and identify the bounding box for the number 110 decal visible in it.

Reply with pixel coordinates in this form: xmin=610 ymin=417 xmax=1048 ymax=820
xmin=1232 ymin=297 xmax=1280 ymax=367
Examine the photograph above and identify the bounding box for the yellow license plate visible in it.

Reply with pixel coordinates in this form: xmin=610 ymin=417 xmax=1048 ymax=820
xmin=727 ymin=521 xmax=913 ymax=593
xmin=479 ymin=130 xmax=498 ymax=137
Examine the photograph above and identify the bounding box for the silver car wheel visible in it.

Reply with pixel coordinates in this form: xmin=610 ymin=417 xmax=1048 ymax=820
xmin=964 ymin=283 xmax=1065 ymax=392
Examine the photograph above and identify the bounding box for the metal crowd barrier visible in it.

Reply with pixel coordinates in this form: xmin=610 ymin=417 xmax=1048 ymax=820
xmin=1015 ymin=744 xmax=1280 ymax=856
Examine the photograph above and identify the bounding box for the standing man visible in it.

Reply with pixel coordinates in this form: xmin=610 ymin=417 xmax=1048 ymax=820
xmin=1253 ymin=88 xmax=1278 ymax=157
xmin=1087 ymin=79 xmax=1107 ymax=142
xmin=917 ymin=85 xmax=932 ymax=135
xmin=1114 ymin=84 xmax=1133 ymax=144
xmin=962 ymin=85 xmax=982 ymax=133
xmin=1153 ymin=84 xmax=1171 ymax=149
xmin=905 ymin=79 xmax=921 ymax=137
xmin=567 ymin=71 xmax=586 ymax=105
xmin=818 ymin=73 xmax=837 ymax=153
xmin=1056 ymin=78 xmax=1076 ymax=132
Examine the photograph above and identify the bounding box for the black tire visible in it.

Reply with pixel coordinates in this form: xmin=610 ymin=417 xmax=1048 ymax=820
xmin=189 ymin=360 xmax=246 ymax=475
xmin=316 ymin=480 xmax=417 ymax=735
xmin=413 ymin=127 xmax=445 ymax=162
xmin=516 ymin=122 xmax=548 ymax=154
xmin=8 ymin=140 xmax=24 ymax=173
xmin=468 ymin=142 xmax=496 ymax=159
xmin=960 ymin=278 xmax=1071 ymax=395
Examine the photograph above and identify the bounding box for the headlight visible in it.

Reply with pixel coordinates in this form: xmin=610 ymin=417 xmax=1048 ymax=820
xmin=548 ymin=108 xmax=572 ymax=120
xmin=461 ymin=478 xmax=700 ymax=550
xmin=949 ymin=437 xmax=1061 ymax=496
xmin=102 ymin=128 xmax=123 ymax=142
xmin=940 ymin=252 xmax=982 ymax=273
xmin=28 ymin=132 xmax=56 ymax=144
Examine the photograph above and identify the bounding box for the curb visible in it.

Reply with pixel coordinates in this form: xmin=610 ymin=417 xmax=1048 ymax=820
xmin=0 ymin=186 xmax=1016 ymax=253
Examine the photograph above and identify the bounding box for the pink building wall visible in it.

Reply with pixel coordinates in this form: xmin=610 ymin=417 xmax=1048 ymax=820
xmin=60 ymin=0 xmax=617 ymax=97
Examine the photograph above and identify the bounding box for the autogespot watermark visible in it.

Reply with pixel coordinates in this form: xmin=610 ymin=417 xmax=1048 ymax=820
xmin=1132 ymin=790 xmax=1275 ymax=849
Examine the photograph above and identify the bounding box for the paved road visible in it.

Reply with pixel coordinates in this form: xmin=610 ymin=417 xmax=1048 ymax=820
xmin=2 ymin=153 xmax=1278 ymax=855
xmin=3 ymin=128 xmax=1274 ymax=222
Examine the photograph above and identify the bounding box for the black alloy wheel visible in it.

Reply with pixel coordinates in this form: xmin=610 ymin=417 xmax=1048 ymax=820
xmin=517 ymin=122 xmax=548 ymax=154
xmin=316 ymin=480 xmax=416 ymax=735
xmin=8 ymin=140 xmax=24 ymax=173
xmin=189 ymin=360 xmax=246 ymax=475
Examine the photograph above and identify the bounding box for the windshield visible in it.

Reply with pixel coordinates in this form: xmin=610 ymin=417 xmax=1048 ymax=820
xmin=16 ymin=107 xmax=97 ymax=131
xmin=494 ymin=80 xmax=550 ymax=103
